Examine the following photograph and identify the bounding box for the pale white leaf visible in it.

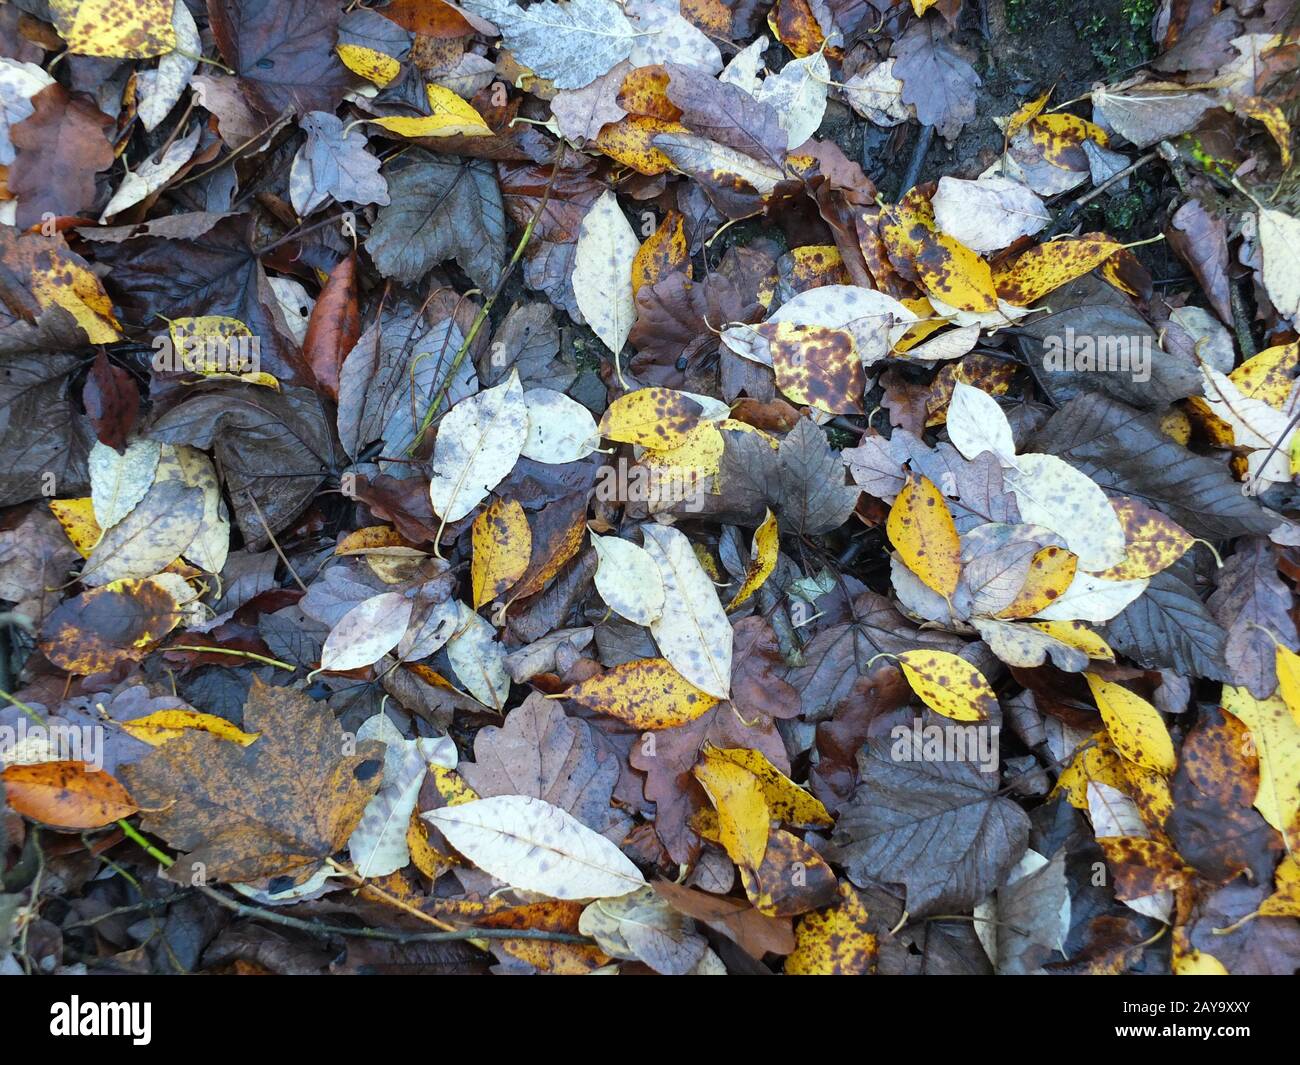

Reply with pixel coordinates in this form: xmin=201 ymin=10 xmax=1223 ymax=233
xmin=572 ymin=190 xmax=639 ymax=358
xmin=320 ymin=591 xmax=414 ymax=671
xmin=1258 ymin=206 xmax=1300 ymax=325
xmin=946 ymin=380 xmax=1017 ymax=467
xmin=458 ymin=0 xmax=635 ymax=90
xmin=89 ymin=438 xmax=162 ymax=531
xmin=591 ymin=532 xmax=665 ymax=625
xmin=931 ymin=175 xmax=1049 ymax=253
xmin=100 ymin=124 xmax=201 ymax=221
xmin=137 ymin=0 xmax=199 ymax=132
xmin=754 ymin=50 xmax=828 ymax=150
xmin=641 ymin=523 xmax=732 ymax=698
xmin=1032 ymin=570 xmax=1148 ymax=624
xmin=446 ymin=602 xmax=511 ymax=710
xmin=428 ymin=370 xmax=529 ymax=522
xmin=1005 ymin=454 xmax=1126 ymax=571
xmin=522 ymin=388 xmax=600 ymax=463
xmin=626 ymin=0 xmax=721 ymax=73
xmin=426 ymin=794 xmax=647 ymax=898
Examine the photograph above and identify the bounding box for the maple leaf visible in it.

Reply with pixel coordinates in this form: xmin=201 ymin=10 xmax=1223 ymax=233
xmin=121 ymin=680 xmax=385 ymax=883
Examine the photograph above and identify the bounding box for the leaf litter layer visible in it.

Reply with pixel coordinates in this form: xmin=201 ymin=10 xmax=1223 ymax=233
xmin=0 ymin=0 xmax=1298 ymax=977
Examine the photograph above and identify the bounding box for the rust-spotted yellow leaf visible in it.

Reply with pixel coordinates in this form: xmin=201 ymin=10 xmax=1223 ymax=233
xmin=640 ymin=421 xmax=725 ymax=483
xmin=618 ymin=65 xmax=681 ymax=121
xmin=744 ymin=828 xmax=838 ymax=917
xmin=887 ymin=475 xmax=961 ymax=597
xmin=703 ymin=745 xmax=832 ymax=828
xmin=1027 ymin=112 xmax=1109 ymax=165
xmin=471 ymin=498 xmax=531 ymax=609
xmin=372 ymin=84 xmax=492 ymax=137
xmin=28 ymin=245 xmax=120 ymax=343
xmin=166 ymin=315 xmax=252 ymax=372
xmin=997 ymin=545 xmax=1077 ymax=619
xmin=39 ymin=577 xmax=183 ymax=674
xmin=1054 ymin=734 xmax=1128 ymax=809
xmin=599 ymin=387 xmax=706 ymax=448
xmin=1189 ymin=341 xmax=1298 ymax=444
xmin=594 ymin=115 xmax=685 ymax=175
xmin=631 ymin=210 xmax=687 ymax=296
xmin=1092 ymin=497 xmax=1194 ymax=581
xmin=1002 ymin=89 xmax=1051 ymax=140
xmin=785 ymin=881 xmax=877 ymax=974
xmin=1029 ymin=620 xmax=1114 ymax=661
xmin=1238 ymin=95 xmax=1292 ymax=169
xmin=50 ymin=0 xmax=175 ymax=58
xmin=783 ymin=245 xmax=848 ymax=292
xmin=727 ymin=509 xmax=778 ymax=611
xmin=562 ymin=657 xmax=719 ymax=729
xmin=120 ymin=709 xmax=260 ymax=747
xmin=995 ymin=234 xmax=1124 ymax=307
xmin=1259 ymin=854 xmax=1300 ymax=918
xmin=0 ymin=760 xmax=136 ymax=828
xmin=692 ymin=755 xmax=769 ymax=872
xmin=1222 ymin=685 xmax=1300 ymax=851
xmin=759 ymin=320 xmax=864 ymax=415
xmin=1122 ymin=758 xmax=1174 ymax=831
xmin=896 ymin=650 xmax=996 ymax=722
xmin=49 ymin=497 xmax=101 ymax=557
xmin=337 ymin=43 xmax=400 ymax=86
xmin=879 ymin=196 xmax=998 ymax=313
xmin=1084 ymin=673 xmax=1176 ymax=775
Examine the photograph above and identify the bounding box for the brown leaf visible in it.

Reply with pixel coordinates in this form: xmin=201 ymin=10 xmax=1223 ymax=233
xmin=121 ymin=679 xmax=385 ymax=883
xmin=10 ymin=83 xmax=113 ymax=228
xmin=301 ymin=252 xmax=360 ymax=401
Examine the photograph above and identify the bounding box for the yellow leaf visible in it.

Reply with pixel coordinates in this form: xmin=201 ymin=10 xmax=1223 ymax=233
xmin=640 ymin=421 xmax=725 ymax=483
xmin=120 ymin=709 xmax=260 ymax=747
xmin=1054 ymin=733 xmax=1129 ymax=809
xmin=335 ymin=525 xmax=426 ymax=557
xmin=1084 ymin=674 xmax=1176 ymax=775
xmin=994 ymin=233 xmax=1124 ymax=306
xmin=562 ymin=658 xmax=720 ymax=729
xmin=337 ymin=43 xmax=400 ymax=87
xmin=1091 ymin=496 xmax=1195 ymax=581
xmin=48 ymin=497 xmax=101 ymax=558
xmin=692 ymin=756 xmax=770 ymax=872
xmin=760 ymin=320 xmax=864 ymax=415
xmin=631 ymin=210 xmax=687 ymax=296
xmin=471 ymin=498 xmax=531 ymax=609
xmin=594 ymin=115 xmax=685 ymax=175
xmin=1026 ymin=112 xmax=1109 ymax=162
xmin=880 ymin=195 xmax=998 ymax=313
xmin=1238 ymin=95 xmax=1292 ymax=169
xmin=1002 ymin=88 xmax=1052 ymax=140
xmin=727 ymin=509 xmax=779 ymax=611
xmin=887 ymin=475 xmax=961 ymax=597
xmin=598 ymin=387 xmax=707 ymax=448
xmin=703 ymin=746 xmax=832 ymax=828
xmin=910 ymin=0 xmax=939 ymax=13
xmin=785 ymin=881 xmax=877 ymax=974
xmin=50 ymin=0 xmax=176 ymax=58
xmin=27 ymin=245 xmax=120 ymax=343
xmin=1028 ymin=620 xmax=1114 ymax=661
xmin=372 ymin=84 xmax=492 ymax=138
xmin=1180 ymin=946 xmax=1227 ymax=977
xmin=1259 ymin=854 xmax=1300 ymax=918
xmin=1222 ymin=685 xmax=1300 ymax=851
xmin=997 ymin=545 xmax=1078 ymax=618
xmin=896 ymin=649 xmax=996 ymax=722
xmin=1275 ymin=644 xmax=1300 ymax=726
